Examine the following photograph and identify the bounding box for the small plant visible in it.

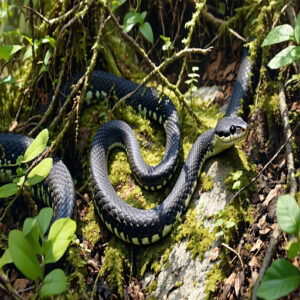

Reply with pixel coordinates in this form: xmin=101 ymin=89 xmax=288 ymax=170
xmin=0 ymin=207 xmax=76 ymax=297
xmin=256 ymin=194 xmax=300 ymax=299
xmin=160 ymin=35 xmax=174 ymax=57
xmin=214 ymin=210 xmax=236 ymax=238
xmin=123 ymin=10 xmax=154 ymax=44
xmin=185 ymin=66 xmax=200 ymax=99
xmin=261 ymin=12 xmax=300 ymax=83
xmin=0 ymin=129 xmax=53 ymax=201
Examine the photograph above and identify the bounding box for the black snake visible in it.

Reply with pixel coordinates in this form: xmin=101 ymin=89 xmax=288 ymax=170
xmin=0 ymin=43 xmax=256 ymax=245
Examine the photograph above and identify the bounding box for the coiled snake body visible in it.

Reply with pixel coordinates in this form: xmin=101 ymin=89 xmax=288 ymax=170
xmin=0 ymin=45 xmax=254 ymax=245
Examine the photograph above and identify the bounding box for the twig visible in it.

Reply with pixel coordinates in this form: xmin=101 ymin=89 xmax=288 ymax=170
xmin=49 ymin=14 xmax=109 ymax=155
xmin=111 ymin=47 xmax=212 ymax=113
xmin=251 ymin=85 xmax=298 ymax=299
xmin=22 ymin=5 xmax=50 ymax=24
xmin=108 ymin=7 xmax=207 ymax=125
xmin=221 ymin=243 xmax=244 ymax=270
xmin=201 ymin=9 xmax=246 ymax=42
xmin=228 ymin=121 xmax=300 ymax=203
xmin=278 ymin=82 xmax=297 ymax=196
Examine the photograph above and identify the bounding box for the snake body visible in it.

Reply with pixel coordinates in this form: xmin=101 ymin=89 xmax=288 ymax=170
xmin=0 ymin=44 xmax=254 ymax=244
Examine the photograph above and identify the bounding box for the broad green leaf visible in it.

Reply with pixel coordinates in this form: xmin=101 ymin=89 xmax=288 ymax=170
xmin=256 ymin=258 xmax=300 ymax=299
xmin=295 ymin=12 xmax=300 ymax=44
xmin=139 ymin=22 xmax=154 ymax=44
xmin=37 ymin=207 xmax=53 ymax=236
xmin=267 ymin=46 xmax=300 ymax=69
xmin=261 ymin=24 xmax=294 ymax=47
xmin=276 ymin=194 xmax=300 ymax=235
xmin=110 ymin=0 xmax=126 ymax=11
xmin=22 ymin=129 xmax=49 ymax=163
xmin=0 ymin=45 xmax=23 ymax=62
xmin=22 ymin=47 xmax=32 ymax=61
xmin=123 ymin=12 xmax=139 ymax=33
xmin=8 ymin=230 xmax=43 ymax=281
xmin=140 ymin=11 xmax=147 ymax=23
xmin=232 ymin=170 xmax=243 ymax=181
xmin=215 ymin=219 xmax=223 ymax=227
xmin=26 ymin=158 xmax=53 ymax=186
xmin=232 ymin=180 xmax=241 ymax=190
xmin=0 ymin=183 xmax=19 ymax=198
xmin=44 ymin=218 xmax=76 ymax=264
xmin=0 ymin=249 xmax=12 ymax=268
xmin=0 ymin=75 xmax=16 ymax=84
xmin=287 ymin=241 xmax=300 ymax=260
xmin=40 ymin=268 xmax=66 ymax=297
xmin=23 ymin=217 xmax=41 ymax=255
xmin=225 ymin=221 xmax=235 ymax=228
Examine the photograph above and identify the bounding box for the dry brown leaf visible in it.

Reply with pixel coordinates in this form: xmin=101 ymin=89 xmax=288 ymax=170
xmin=14 ymin=278 xmax=30 ymax=290
xmin=257 ymin=214 xmax=267 ymax=229
xmin=210 ymin=247 xmax=220 ymax=261
xmin=234 ymin=271 xmax=244 ymax=297
xmin=248 ymin=256 xmax=260 ymax=268
xmin=259 ymin=227 xmax=271 ymax=235
xmin=263 ymin=185 xmax=282 ymax=207
xmin=250 ymin=239 xmax=263 ymax=252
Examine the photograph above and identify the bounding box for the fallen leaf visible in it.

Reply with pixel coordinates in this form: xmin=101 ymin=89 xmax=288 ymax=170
xmin=248 ymin=256 xmax=260 ymax=268
xmin=250 ymin=239 xmax=263 ymax=252
xmin=14 ymin=278 xmax=30 ymax=290
xmin=210 ymin=247 xmax=220 ymax=261
xmin=234 ymin=271 xmax=244 ymax=297
xmin=257 ymin=214 xmax=267 ymax=229
xmin=262 ymin=184 xmax=281 ymax=206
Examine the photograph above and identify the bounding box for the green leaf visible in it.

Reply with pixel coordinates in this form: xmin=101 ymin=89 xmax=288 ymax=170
xmin=44 ymin=218 xmax=76 ymax=264
xmin=110 ymin=0 xmax=126 ymax=11
xmin=215 ymin=219 xmax=223 ymax=227
xmin=232 ymin=180 xmax=241 ymax=190
xmin=22 ymin=129 xmax=49 ymax=163
xmin=0 ymin=183 xmax=19 ymax=198
xmin=0 ymin=75 xmax=16 ymax=84
xmin=139 ymin=22 xmax=154 ymax=44
xmin=22 ymin=47 xmax=32 ymax=61
xmin=40 ymin=268 xmax=66 ymax=297
xmin=295 ymin=12 xmax=300 ymax=44
xmin=0 ymin=249 xmax=12 ymax=268
xmin=0 ymin=45 xmax=23 ymax=62
xmin=287 ymin=241 xmax=300 ymax=260
xmin=256 ymin=258 xmax=300 ymax=299
xmin=232 ymin=170 xmax=243 ymax=181
xmin=140 ymin=11 xmax=147 ymax=23
xmin=276 ymin=194 xmax=300 ymax=235
xmin=23 ymin=217 xmax=41 ymax=255
xmin=267 ymin=46 xmax=300 ymax=69
xmin=26 ymin=158 xmax=53 ymax=186
xmin=8 ymin=230 xmax=43 ymax=281
xmin=261 ymin=24 xmax=294 ymax=47
xmin=123 ymin=12 xmax=139 ymax=33
xmin=285 ymin=73 xmax=300 ymax=86
xmin=225 ymin=221 xmax=235 ymax=228
xmin=37 ymin=207 xmax=53 ymax=236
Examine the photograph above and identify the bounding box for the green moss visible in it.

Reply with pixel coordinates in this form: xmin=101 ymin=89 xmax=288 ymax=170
xmin=145 ymin=280 xmax=157 ymax=294
xmin=176 ymin=208 xmax=215 ymax=260
xmin=66 ymin=245 xmax=89 ymax=295
xmin=99 ymin=238 xmax=130 ymax=298
xmin=79 ymin=201 xmax=101 ymax=247
xmin=204 ymin=263 xmax=224 ymax=299
xmin=201 ymin=172 xmax=214 ymax=191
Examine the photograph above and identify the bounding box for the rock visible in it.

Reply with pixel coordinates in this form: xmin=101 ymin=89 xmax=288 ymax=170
xmin=142 ymin=157 xmax=233 ymax=299
xmin=189 ymin=85 xmax=222 ymax=104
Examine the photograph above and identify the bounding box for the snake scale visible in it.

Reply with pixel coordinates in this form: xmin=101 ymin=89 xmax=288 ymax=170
xmin=0 ymin=43 xmax=255 ymax=245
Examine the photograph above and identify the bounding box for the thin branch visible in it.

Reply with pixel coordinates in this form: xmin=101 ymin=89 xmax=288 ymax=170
xmin=22 ymin=5 xmax=50 ymax=24
xmin=49 ymin=14 xmax=109 ymax=155
xmin=221 ymin=243 xmax=244 ymax=270
xmin=201 ymin=9 xmax=246 ymax=42
xmin=111 ymin=47 xmax=212 ymax=113
xmin=108 ymin=7 xmax=210 ymax=125
xmin=229 ymin=121 xmax=300 ymax=203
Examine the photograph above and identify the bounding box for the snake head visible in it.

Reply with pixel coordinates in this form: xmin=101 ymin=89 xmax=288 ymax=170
xmin=214 ymin=116 xmax=248 ymax=151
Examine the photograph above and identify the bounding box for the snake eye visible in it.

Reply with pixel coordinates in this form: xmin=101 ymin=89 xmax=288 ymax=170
xmin=230 ymin=125 xmax=236 ymax=135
